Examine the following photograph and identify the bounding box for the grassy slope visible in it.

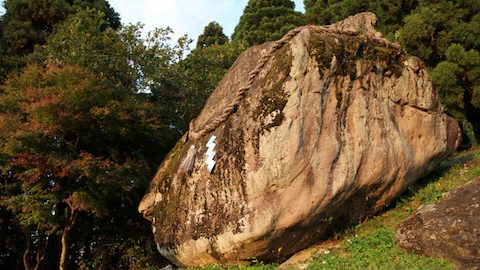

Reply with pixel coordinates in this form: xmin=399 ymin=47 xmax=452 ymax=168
xmin=189 ymin=148 xmax=480 ymax=270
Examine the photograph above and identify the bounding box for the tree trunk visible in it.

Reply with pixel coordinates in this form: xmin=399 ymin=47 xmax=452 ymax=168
xmin=59 ymin=231 xmax=68 ymax=270
xmin=59 ymin=211 xmax=76 ymax=270
xmin=33 ymin=235 xmax=48 ymax=270
xmin=23 ymin=228 xmax=31 ymax=270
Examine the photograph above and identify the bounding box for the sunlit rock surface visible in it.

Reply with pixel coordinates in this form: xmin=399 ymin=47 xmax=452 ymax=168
xmin=139 ymin=12 xmax=461 ymax=267
xmin=396 ymin=180 xmax=480 ymax=269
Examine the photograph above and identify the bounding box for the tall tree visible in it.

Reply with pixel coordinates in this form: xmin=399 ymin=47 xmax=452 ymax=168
xmin=0 ymin=9 xmax=187 ymax=269
xmin=0 ymin=14 xmax=6 ymax=80
xmin=0 ymin=62 xmax=161 ymax=270
xmin=398 ymin=0 xmax=480 ymax=141
xmin=232 ymin=0 xmax=304 ymax=46
xmin=196 ymin=21 xmax=229 ymax=49
xmin=0 ymin=0 xmax=120 ymax=80
xmin=1 ymin=0 xmax=119 ymax=56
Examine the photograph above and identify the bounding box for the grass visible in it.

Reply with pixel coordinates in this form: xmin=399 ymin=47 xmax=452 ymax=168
xmin=307 ymin=228 xmax=451 ymax=270
xmin=305 ymin=148 xmax=480 ymax=270
xmin=187 ymin=148 xmax=480 ymax=270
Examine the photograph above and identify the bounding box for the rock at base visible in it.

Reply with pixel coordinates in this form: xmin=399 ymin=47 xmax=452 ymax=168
xmin=396 ymin=180 xmax=480 ymax=269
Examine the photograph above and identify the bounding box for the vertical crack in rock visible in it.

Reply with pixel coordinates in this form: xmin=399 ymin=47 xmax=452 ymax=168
xmin=139 ymin=12 xmax=461 ymax=267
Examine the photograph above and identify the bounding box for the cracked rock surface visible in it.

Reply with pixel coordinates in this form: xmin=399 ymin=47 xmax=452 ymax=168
xmin=396 ymin=180 xmax=480 ymax=269
xmin=139 ymin=12 xmax=461 ymax=267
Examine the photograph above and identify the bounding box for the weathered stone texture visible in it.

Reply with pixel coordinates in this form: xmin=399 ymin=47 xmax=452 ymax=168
xmin=396 ymin=180 xmax=480 ymax=269
xmin=139 ymin=13 xmax=461 ymax=267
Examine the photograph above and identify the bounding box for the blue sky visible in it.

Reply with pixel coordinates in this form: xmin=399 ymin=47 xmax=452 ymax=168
xmin=0 ymin=1 xmax=305 ymax=46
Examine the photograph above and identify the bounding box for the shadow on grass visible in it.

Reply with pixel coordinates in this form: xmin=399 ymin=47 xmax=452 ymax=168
xmin=411 ymin=150 xmax=477 ymax=193
xmin=381 ymin=149 xmax=480 ymax=216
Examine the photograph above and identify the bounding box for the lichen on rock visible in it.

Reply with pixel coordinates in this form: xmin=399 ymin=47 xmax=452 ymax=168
xmin=139 ymin=12 xmax=461 ymax=267
xmin=396 ymin=180 xmax=480 ymax=269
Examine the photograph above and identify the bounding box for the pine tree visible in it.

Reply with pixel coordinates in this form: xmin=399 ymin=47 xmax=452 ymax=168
xmin=196 ymin=21 xmax=229 ymax=49
xmin=232 ymin=0 xmax=304 ymax=46
xmin=400 ymin=0 xmax=480 ymax=141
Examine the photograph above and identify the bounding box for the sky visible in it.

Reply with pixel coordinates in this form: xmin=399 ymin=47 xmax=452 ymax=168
xmin=0 ymin=0 xmax=305 ymax=47
xmin=109 ymin=0 xmax=305 ymax=45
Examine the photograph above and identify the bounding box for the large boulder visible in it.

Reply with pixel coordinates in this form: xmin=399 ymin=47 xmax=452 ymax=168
xmin=139 ymin=12 xmax=461 ymax=267
xmin=396 ymin=180 xmax=480 ymax=269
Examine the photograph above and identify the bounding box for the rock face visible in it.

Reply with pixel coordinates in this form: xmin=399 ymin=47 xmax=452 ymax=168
xmin=396 ymin=180 xmax=480 ymax=269
xmin=139 ymin=13 xmax=461 ymax=267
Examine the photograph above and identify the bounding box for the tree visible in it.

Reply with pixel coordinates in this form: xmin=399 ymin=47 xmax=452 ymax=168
xmin=431 ymin=45 xmax=480 ymax=142
xmin=0 ymin=62 xmax=161 ymax=269
xmin=177 ymin=42 xmax=247 ymax=130
xmin=398 ymin=0 xmax=480 ymax=142
xmin=0 ymin=9 xmax=188 ymax=270
xmin=196 ymin=21 xmax=229 ymax=49
xmin=0 ymin=15 xmax=6 ymax=81
xmin=304 ymin=0 xmax=418 ymax=39
xmin=0 ymin=0 xmax=120 ymax=80
xmin=34 ymin=8 xmax=190 ymax=133
xmin=232 ymin=0 xmax=304 ymax=46
xmin=1 ymin=0 xmax=120 ymax=56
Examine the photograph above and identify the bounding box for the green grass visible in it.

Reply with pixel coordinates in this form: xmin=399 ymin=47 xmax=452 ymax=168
xmin=307 ymin=228 xmax=451 ymax=270
xmin=194 ymin=262 xmax=278 ymax=270
xmin=188 ymin=148 xmax=480 ymax=270
xmin=305 ymin=148 xmax=480 ymax=270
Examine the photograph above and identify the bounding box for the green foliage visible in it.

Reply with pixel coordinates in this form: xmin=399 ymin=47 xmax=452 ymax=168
xmin=304 ymin=0 xmax=418 ymax=40
xmin=405 ymin=0 xmax=480 ymax=137
xmin=431 ymin=43 xmax=480 ymax=127
xmin=1 ymin=0 xmax=119 ymax=55
xmin=304 ymin=0 xmax=480 ymax=142
xmin=2 ymin=0 xmax=70 ymax=55
xmin=398 ymin=0 xmax=480 ymax=64
xmin=309 ymin=229 xmax=451 ymax=270
xmin=176 ymin=42 xmax=247 ymax=130
xmin=0 ymin=61 xmax=167 ymax=269
xmin=232 ymin=0 xmax=304 ymax=46
xmin=462 ymin=121 xmax=478 ymax=148
xmin=431 ymin=61 xmax=464 ymax=117
xmin=0 ymin=6 xmax=189 ymax=268
xmin=1 ymin=0 xmax=478 ymax=268
xmin=34 ymin=9 xmax=190 ymax=133
xmin=197 ymin=21 xmax=229 ymax=49
xmin=0 ymin=0 xmax=120 ymax=80
xmin=33 ymin=9 xmax=135 ymax=88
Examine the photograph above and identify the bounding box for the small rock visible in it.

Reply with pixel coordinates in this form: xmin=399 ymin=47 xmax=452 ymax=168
xmin=396 ymin=180 xmax=480 ymax=269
